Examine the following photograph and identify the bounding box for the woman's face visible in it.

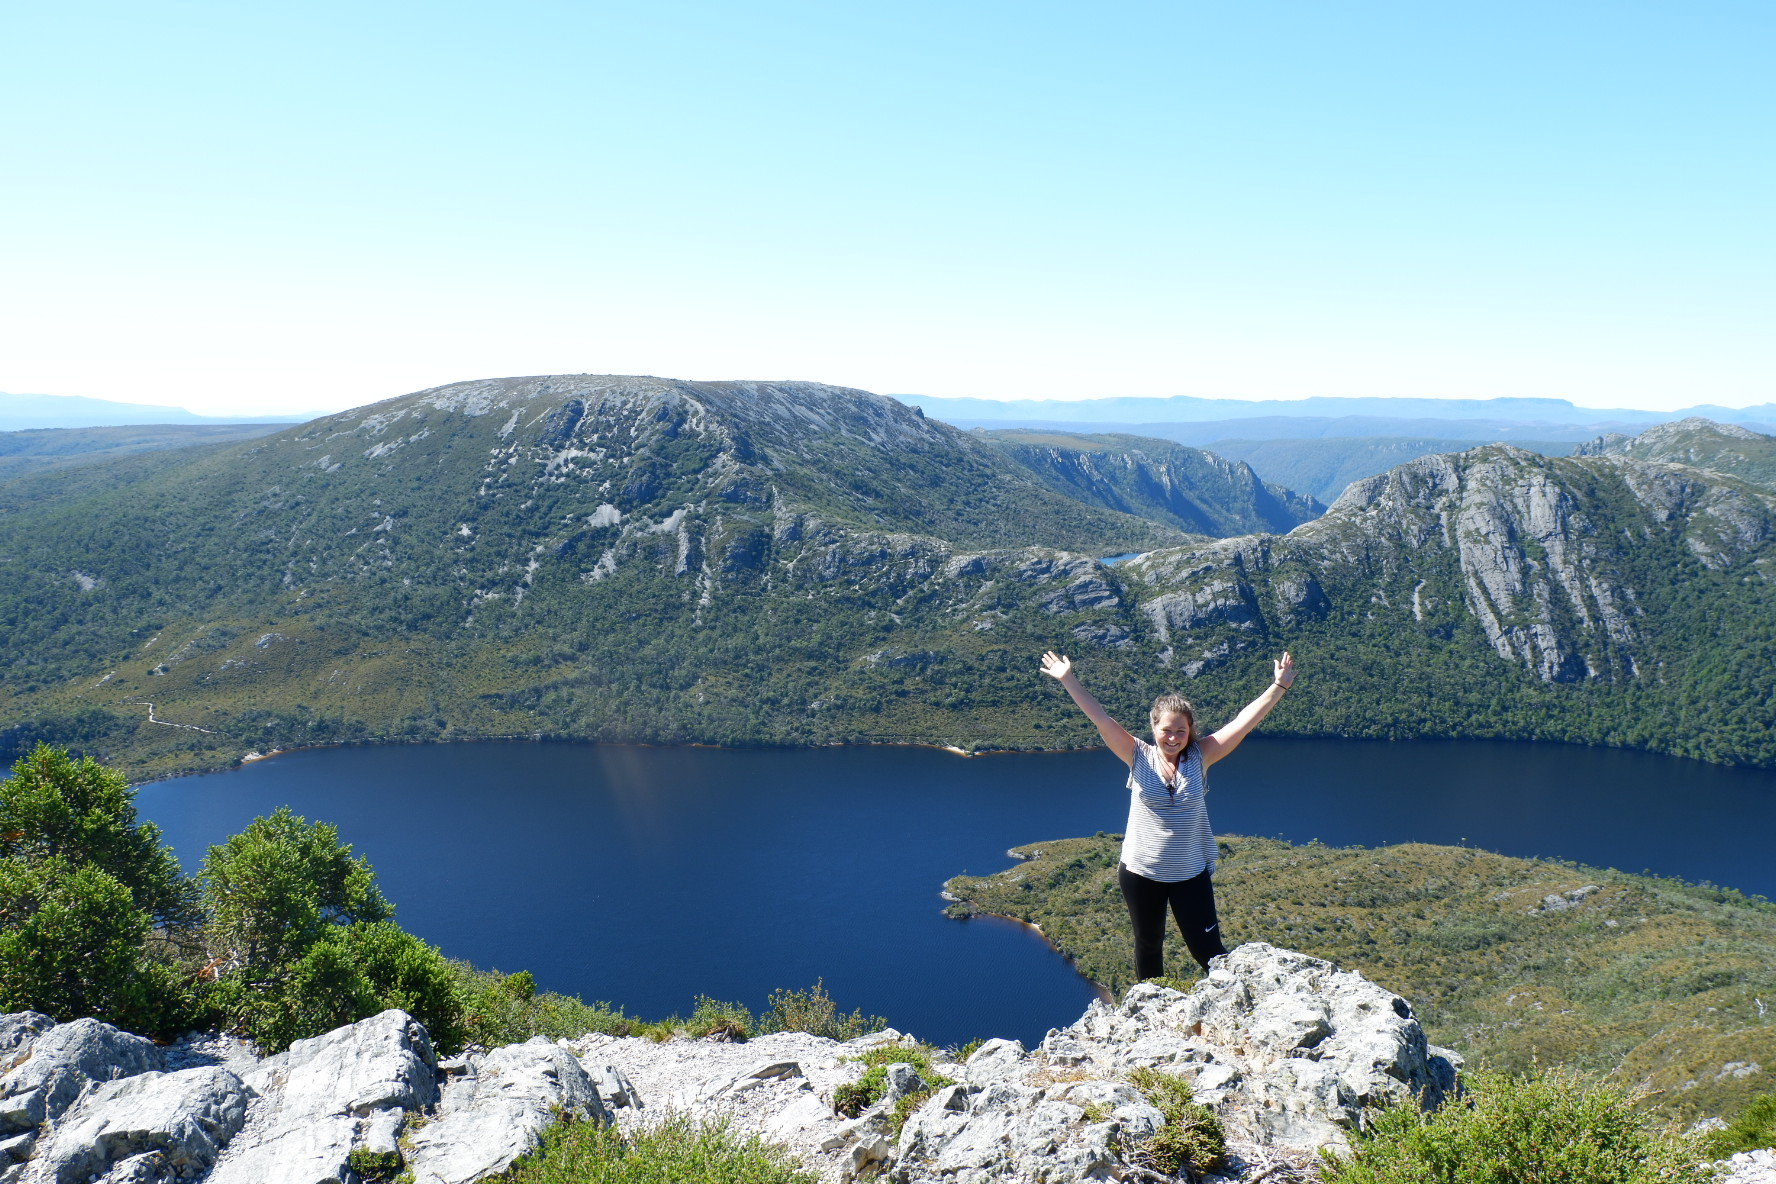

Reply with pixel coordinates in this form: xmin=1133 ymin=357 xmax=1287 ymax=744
xmin=1151 ymin=710 xmax=1193 ymax=758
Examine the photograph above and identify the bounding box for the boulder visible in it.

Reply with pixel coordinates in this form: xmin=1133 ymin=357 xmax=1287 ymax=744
xmin=881 ymin=1063 xmax=928 ymax=1107
xmin=0 ymin=1017 xmax=53 ymax=1076
xmin=888 ymin=943 xmax=1457 ymax=1181
xmin=206 ymin=1009 xmax=438 ymax=1184
xmin=404 ymin=1036 xmax=609 ymax=1184
xmin=0 ymin=945 xmax=1465 ymax=1183
xmin=1057 ymin=942 xmax=1456 ymax=1152
xmin=962 ymin=1039 xmax=1027 ymax=1087
xmin=22 ymin=1066 xmax=249 ymax=1184
xmin=580 ymin=1059 xmax=643 ymax=1110
xmin=0 ymin=1019 xmax=162 ymax=1134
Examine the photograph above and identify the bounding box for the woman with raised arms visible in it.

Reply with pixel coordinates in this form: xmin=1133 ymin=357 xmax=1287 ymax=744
xmin=1038 ymin=650 xmax=1296 ymax=981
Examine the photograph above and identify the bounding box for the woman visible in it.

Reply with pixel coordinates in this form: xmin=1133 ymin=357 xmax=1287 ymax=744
xmin=1038 ymin=649 xmax=1295 ymax=980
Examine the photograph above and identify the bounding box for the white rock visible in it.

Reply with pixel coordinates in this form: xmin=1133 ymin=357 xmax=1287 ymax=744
xmin=0 ymin=1018 xmax=162 ymax=1133
xmin=23 ymin=1066 xmax=248 ymax=1184
xmin=404 ymin=1036 xmax=608 ymax=1184
xmin=581 ymin=1060 xmax=643 ymax=1110
xmin=207 ymin=1009 xmax=437 ymax=1184
xmin=962 ymin=1039 xmax=1027 ymax=1087
xmin=762 ymin=1092 xmax=832 ymax=1141
xmin=1720 ymin=1148 xmax=1776 ymax=1184
xmin=0 ymin=1017 xmax=53 ymax=1076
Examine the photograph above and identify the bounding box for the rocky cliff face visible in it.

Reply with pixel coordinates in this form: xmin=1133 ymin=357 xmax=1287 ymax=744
xmin=1123 ymin=443 xmax=1776 ymax=687
xmin=1 ymin=944 xmax=1463 ymax=1184
xmin=979 ymin=432 xmax=1323 ymax=538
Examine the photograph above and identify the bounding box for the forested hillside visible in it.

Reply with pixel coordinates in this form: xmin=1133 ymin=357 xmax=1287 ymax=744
xmin=0 ymin=376 xmax=1773 ymax=777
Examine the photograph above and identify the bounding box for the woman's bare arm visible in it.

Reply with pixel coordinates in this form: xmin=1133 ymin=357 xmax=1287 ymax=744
xmin=1199 ymin=652 xmax=1295 ymax=769
xmin=1039 ymin=651 xmax=1138 ymax=766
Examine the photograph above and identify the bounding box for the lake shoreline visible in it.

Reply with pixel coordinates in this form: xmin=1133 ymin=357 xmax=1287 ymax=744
xmin=129 ymin=726 xmax=1776 ymax=788
xmin=133 ymin=732 xmax=1114 ymax=785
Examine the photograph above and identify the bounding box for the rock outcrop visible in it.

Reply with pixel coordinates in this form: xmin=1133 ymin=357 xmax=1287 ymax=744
xmin=1125 ymin=441 xmax=1776 ymax=686
xmin=0 ymin=943 xmax=1748 ymax=1183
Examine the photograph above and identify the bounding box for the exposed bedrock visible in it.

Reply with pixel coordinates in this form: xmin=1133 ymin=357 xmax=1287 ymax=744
xmin=0 ymin=943 xmax=1483 ymax=1183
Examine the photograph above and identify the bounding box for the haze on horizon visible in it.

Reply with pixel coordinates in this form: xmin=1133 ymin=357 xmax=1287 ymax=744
xmin=3 ymin=1 xmax=1771 ymax=420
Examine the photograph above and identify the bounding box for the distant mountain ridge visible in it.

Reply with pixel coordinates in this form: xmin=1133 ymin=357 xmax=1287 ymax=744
xmin=0 ymin=375 xmax=1772 ymax=776
xmin=894 ymin=391 xmax=1776 ymax=429
xmin=0 ymin=390 xmax=316 ymax=430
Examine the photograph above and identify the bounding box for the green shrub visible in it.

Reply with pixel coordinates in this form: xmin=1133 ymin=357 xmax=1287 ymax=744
xmin=1126 ymin=1066 xmax=1225 ymax=1178
xmin=451 ymin=961 xmax=639 ymax=1048
xmin=831 ymin=1044 xmax=955 ymax=1132
xmin=0 ymin=744 xmax=197 ymax=929
xmin=686 ymin=995 xmax=754 ymax=1041
xmin=492 ymin=1112 xmax=818 ymax=1183
xmin=0 ymin=855 xmax=148 ymax=1021
xmin=345 ymin=1145 xmax=403 ymax=1181
xmin=0 ymin=745 xmax=202 ymax=1033
xmin=1321 ymin=1068 xmax=1716 ymax=1184
xmin=199 ymin=806 xmax=390 ymax=976
xmin=198 ymin=809 xmax=469 ymax=1053
xmin=758 ymin=979 xmax=885 ymax=1041
xmin=1708 ymin=1089 xmax=1776 ymax=1156
xmin=210 ymin=920 xmax=465 ymax=1053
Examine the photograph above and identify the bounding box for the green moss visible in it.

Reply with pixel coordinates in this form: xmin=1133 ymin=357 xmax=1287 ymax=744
xmin=345 ymin=1145 xmax=403 ymax=1182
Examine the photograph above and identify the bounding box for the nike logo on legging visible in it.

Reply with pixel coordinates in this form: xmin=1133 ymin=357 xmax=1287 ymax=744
xmin=1204 ymin=924 xmax=1218 ymax=933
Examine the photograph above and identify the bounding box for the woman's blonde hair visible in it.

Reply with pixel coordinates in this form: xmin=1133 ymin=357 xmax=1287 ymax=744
xmin=1149 ymin=693 xmax=1196 ymax=741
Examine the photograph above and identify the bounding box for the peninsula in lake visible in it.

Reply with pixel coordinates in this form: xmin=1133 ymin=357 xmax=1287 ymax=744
xmin=1 ymin=377 xmax=1773 ymax=777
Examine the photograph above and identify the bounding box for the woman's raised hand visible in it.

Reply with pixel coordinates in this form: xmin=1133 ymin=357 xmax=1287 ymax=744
xmin=1039 ymin=651 xmax=1072 ymax=681
xmin=1273 ymin=651 xmax=1296 ymax=689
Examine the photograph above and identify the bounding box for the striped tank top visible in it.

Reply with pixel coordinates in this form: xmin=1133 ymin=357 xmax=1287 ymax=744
xmin=1119 ymin=738 xmax=1216 ymax=882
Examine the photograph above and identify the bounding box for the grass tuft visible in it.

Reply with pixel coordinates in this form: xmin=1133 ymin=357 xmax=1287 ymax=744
xmin=491 ymin=1113 xmax=818 ymax=1184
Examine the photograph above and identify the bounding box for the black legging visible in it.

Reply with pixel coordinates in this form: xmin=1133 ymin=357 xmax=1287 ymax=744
xmin=1118 ymin=863 xmax=1229 ymax=979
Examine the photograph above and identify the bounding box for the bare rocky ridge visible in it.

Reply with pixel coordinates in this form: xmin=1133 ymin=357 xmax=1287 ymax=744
xmin=1124 ymin=440 xmax=1776 ymax=686
xmin=2 ymin=943 xmax=1760 ymax=1182
xmin=0 ymin=944 xmax=1447 ymax=1183
xmin=1576 ymin=417 xmax=1776 ymax=493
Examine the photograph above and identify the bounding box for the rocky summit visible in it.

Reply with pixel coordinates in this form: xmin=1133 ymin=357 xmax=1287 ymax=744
xmin=4 ymin=942 xmax=1765 ymax=1183
xmin=0 ymin=944 xmax=1453 ymax=1184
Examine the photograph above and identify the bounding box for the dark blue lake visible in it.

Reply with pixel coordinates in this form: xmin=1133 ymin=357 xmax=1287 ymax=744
xmin=135 ymin=738 xmax=1776 ymax=1048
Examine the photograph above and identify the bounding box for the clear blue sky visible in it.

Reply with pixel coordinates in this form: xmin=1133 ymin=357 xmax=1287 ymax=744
xmin=3 ymin=1 xmax=1771 ymax=416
